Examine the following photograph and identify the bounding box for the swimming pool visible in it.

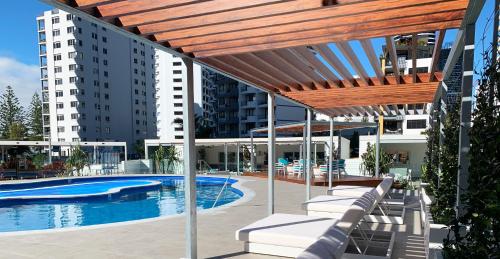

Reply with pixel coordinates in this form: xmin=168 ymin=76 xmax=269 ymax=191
xmin=0 ymin=176 xmax=243 ymax=232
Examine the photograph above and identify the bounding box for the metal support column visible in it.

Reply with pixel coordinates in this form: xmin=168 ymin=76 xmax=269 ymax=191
xmin=313 ymin=143 xmax=317 ymax=166
xmin=375 ymin=121 xmax=380 ymax=178
xmin=236 ymin=142 xmax=240 ymax=175
xmin=306 ymin=109 xmax=312 ymax=201
xmin=250 ymin=132 xmax=254 ymax=173
xmin=337 ymin=130 xmax=342 ymax=179
xmin=267 ymin=92 xmax=276 ymax=215
xmin=93 ymin=145 xmax=97 ymax=164
xmin=328 ymin=118 xmax=334 ymax=189
xmin=48 ymin=137 xmax=52 ymax=164
xmin=124 ymin=145 xmax=128 ymax=173
xmin=299 ymin=144 xmax=303 ymax=161
xmin=456 ymin=23 xmax=475 ymax=218
xmin=224 ymin=143 xmax=228 ymax=172
xmin=182 ymin=57 xmax=197 ymax=259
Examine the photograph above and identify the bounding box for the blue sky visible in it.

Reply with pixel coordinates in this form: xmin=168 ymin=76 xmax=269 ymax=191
xmin=0 ymin=0 xmax=495 ymax=106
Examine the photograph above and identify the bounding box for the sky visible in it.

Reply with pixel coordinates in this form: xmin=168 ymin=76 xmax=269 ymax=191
xmin=0 ymin=0 xmax=496 ymax=107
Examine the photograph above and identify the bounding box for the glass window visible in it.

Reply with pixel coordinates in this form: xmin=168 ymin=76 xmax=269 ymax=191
xmin=52 ymin=29 xmax=60 ymax=36
xmin=407 ymin=119 xmax=427 ymax=129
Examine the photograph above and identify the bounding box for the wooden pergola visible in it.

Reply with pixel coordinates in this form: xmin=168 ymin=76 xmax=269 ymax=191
xmin=50 ymin=0 xmax=468 ymax=117
xmin=42 ymin=1 xmax=480 ymax=258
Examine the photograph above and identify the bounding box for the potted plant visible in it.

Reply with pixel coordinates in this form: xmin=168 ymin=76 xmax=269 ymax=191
xmin=361 ymin=142 xmax=392 ymax=177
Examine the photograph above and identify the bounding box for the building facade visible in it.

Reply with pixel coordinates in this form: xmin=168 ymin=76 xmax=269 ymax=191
xmin=37 ymin=9 xmax=157 ymax=150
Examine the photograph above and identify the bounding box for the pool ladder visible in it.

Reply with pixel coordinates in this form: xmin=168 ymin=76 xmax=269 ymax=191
xmin=212 ymin=175 xmax=231 ymax=208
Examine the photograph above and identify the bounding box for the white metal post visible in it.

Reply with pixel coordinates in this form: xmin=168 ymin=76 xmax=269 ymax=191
xmin=144 ymin=143 xmax=149 ymax=160
xmin=124 ymin=145 xmax=128 ymax=173
xmin=337 ymin=130 xmax=342 ymax=179
xmin=224 ymin=143 xmax=228 ymax=172
xmin=267 ymin=92 xmax=276 ymax=215
xmin=375 ymin=121 xmax=380 ymax=178
xmin=236 ymin=142 xmax=240 ymax=175
xmin=182 ymin=57 xmax=197 ymax=259
xmin=48 ymin=137 xmax=52 ymax=164
xmin=313 ymin=143 xmax=317 ymax=166
xmin=302 ymin=126 xmax=306 ymax=178
xmin=329 ymin=118 xmax=334 ymax=189
xmin=306 ymin=109 xmax=312 ymax=201
xmin=93 ymin=145 xmax=97 ymax=164
xmin=250 ymin=132 xmax=254 ymax=173
xmin=299 ymin=144 xmax=303 ymax=160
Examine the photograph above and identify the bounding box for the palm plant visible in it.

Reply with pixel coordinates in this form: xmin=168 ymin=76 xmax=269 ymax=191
xmin=154 ymin=145 xmax=166 ymax=174
xmin=164 ymin=146 xmax=180 ymax=173
xmin=361 ymin=142 xmax=392 ymax=177
xmin=65 ymin=145 xmax=89 ymax=176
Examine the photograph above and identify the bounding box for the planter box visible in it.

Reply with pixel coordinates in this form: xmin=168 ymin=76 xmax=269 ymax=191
xmin=420 ymin=184 xmax=450 ymax=259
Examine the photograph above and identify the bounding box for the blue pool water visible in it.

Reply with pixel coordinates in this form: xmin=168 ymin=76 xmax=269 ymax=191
xmin=0 ymin=176 xmax=242 ymax=232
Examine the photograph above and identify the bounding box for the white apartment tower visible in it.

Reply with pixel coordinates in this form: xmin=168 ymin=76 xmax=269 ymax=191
xmin=154 ymin=51 xmax=217 ymax=141
xmin=37 ymin=9 xmax=157 ymax=150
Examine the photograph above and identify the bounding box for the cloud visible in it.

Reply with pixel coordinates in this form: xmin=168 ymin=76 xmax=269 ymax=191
xmin=0 ymin=56 xmax=40 ymax=108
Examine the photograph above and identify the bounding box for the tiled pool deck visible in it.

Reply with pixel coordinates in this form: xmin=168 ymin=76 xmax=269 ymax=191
xmin=0 ymin=176 xmax=425 ymax=258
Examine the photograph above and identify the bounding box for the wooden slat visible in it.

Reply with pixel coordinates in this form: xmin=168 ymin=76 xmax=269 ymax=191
xmin=193 ymin=20 xmax=462 ymax=57
xmin=282 ymin=82 xmax=438 ymax=108
xmin=385 ymin=36 xmax=400 ymax=84
xmin=97 ymin=0 xmax=199 ymax=18
xmin=137 ymin=0 xmax=324 ymax=34
xmin=430 ymin=30 xmax=446 ymax=81
xmin=291 ymin=47 xmax=340 ymax=87
xmin=336 ymin=42 xmax=370 ymax=86
xmin=152 ymin=0 xmax=461 ymax=40
xmin=360 ymin=39 xmax=385 ymax=85
xmin=313 ymin=45 xmax=355 ymax=87
xmin=66 ymin=0 xmax=124 ymax=8
xmin=117 ymin=0 xmax=285 ymax=27
xmin=274 ymin=49 xmax=327 ymax=89
xmin=266 ymin=51 xmax=316 ymax=90
xmin=174 ymin=10 xmax=465 ymax=53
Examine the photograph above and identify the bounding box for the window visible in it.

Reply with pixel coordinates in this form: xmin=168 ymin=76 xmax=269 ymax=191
xmin=407 ymin=119 xmax=427 ymax=129
xmin=104 ymin=94 xmax=109 ymax=100
xmin=55 ymin=78 xmax=63 ymax=85
xmin=173 ymin=61 xmax=182 ymax=66
xmin=72 ymin=138 xmax=80 ymax=142
xmin=57 ymin=126 xmax=64 ymax=133
xmin=173 ymin=87 xmax=182 ymax=91
xmin=67 ymin=26 xmax=75 ymax=33
xmin=70 ymin=76 xmax=77 ymax=83
xmin=102 ymin=48 xmax=107 ymax=54
xmin=52 ymin=17 xmax=59 ymax=24
xmin=134 ymin=89 xmax=139 ymax=94
xmin=54 ymin=54 xmax=62 ymax=61
xmin=174 ymin=111 xmax=183 ymax=115
xmin=104 ymin=82 xmax=109 ymax=88
xmin=174 ymin=95 xmax=182 ymax=99
xmin=78 ymin=39 xmax=83 ymax=46
xmin=69 ymin=64 xmax=76 ymax=71
xmin=105 ymin=116 xmax=110 ymax=122
xmin=66 ymin=14 xmax=73 ymax=21
xmin=174 ymin=103 xmax=182 ymax=107
xmin=102 ymin=36 xmax=107 ymax=42
xmin=72 ymin=126 xmax=79 ymax=132
xmin=104 ymin=71 xmax=108 ymax=77
xmin=70 ymin=89 xmax=78 ymax=95
xmin=54 ymin=66 xmax=62 ymax=73
xmin=68 ymin=52 xmax=77 ymax=58
xmin=53 ymin=42 xmax=61 ymax=49
xmin=133 ymin=58 xmax=138 ymax=64
xmin=105 ymin=127 xmax=110 ymax=133
xmin=173 ymin=70 xmax=182 ymax=74
xmin=103 ymin=59 xmax=108 ymax=66
xmin=55 ymin=91 xmax=63 ymax=97
xmin=56 ymin=103 xmax=63 ymax=109
xmin=71 ymin=113 xmax=78 ymax=119
xmin=133 ymin=48 xmax=137 ymax=54
xmin=57 ymin=114 xmax=64 ymax=121
xmin=173 ymin=78 xmax=182 ymax=83
xmin=91 ymin=32 xmax=97 ymax=39
xmin=104 ymin=105 xmax=110 ymax=111
xmin=93 ymin=56 xmax=99 ymax=63
xmin=52 ymin=29 xmax=60 ymax=36
xmin=70 ymin=101 xmax=78 ymax=107
xmin=92 ymin=44 xmax=98 ymax=51
xmin=37 ymin=19 xmax=45 ymax=31
xmin=67 ymin=39 xmax=76 ymax=46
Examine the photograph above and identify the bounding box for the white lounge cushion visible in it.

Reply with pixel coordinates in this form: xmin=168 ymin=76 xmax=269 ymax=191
xmin=236 ymin=213 xmax=338 ymax=249
xmin=305 ymin=192 xmax=377 ymax=214
xmin=327 ymin=185 xmax=375 ymax=197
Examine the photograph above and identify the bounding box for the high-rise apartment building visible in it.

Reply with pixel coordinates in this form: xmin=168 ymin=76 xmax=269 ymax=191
xmin=37 ymin=9 xmax=157 ymax=150
xmin=154 ymin=51 xmax=217 ymax=141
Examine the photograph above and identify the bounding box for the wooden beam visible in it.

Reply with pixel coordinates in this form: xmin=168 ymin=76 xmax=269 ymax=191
xmin=360 ymin=39 xmax=385 ymax=85
xmin=150 ymin=0 xmax=463 ymax=40
xmin=336 ymin=42 xmax=370 ymax=86
xmin=385 ymin=36 xmax=400 ymax=84
xmin=68 ymin=0 xmax=124 ymax=8
xmin=175 ymin=10 xmax=465 ymax=53
xmin=137 ymin=0 xmax=323 ymax=34
xmin=97 ymin=0 xmax=199 ymax=18
xmin=265 ymin=51 xmax=317 ymax=90
xmin=117 ymin=0 xmax=285 ymax=27
xmin=430 ymin=30 xmax=446 ymax=81
xmin=313 ymin=44 xmax=355 ymax=87
xmin=282 ymin=82 xmax=438 ymax=109
xmin=193 ymin=20 xmax=462 ymax=57
xmin=273 ymin=49 xmax=327 ymax=89
xmin=291 ymin=47 xmax=340 ymax=87
xmin=248 ymin=53 xmax=310 ymax=91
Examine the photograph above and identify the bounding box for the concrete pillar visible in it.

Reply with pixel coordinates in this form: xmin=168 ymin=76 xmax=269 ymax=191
xmin=306 ymin=109 xmax=312 ymax=201
xmin=182 ymin=57 xmax=197 ymax=258
xmin=267 ymin=92 xmax=276 ymax=215
xmin=375 ymin=122 xmax=380 ymax=178
xmin=144 ymin=143 xmax=149 ymax=160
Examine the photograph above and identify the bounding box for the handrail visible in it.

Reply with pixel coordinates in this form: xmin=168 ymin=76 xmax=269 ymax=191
xmin=212 ymin=175 xmax=231 ymax=208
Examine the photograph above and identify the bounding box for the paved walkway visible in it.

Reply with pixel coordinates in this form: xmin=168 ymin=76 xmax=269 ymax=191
xmin=0 ymin=176 xmax=425 ymax=258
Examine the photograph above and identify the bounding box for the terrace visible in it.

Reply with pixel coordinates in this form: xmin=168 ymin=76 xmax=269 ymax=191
xmin=4 ymin=0 xmax=491 ymax=258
